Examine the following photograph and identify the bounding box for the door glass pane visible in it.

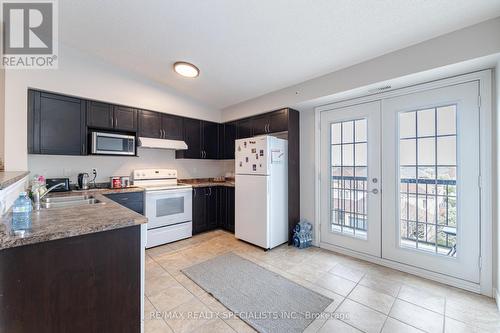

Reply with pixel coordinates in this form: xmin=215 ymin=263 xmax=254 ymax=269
xmin=398 ymin=105 xmax=457 ymax=256
xmin=330 ymin=119 xmax=368 ymax=240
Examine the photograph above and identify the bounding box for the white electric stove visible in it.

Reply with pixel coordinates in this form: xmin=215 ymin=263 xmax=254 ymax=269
xmin=133 ymin=169 xmax=192 ymax=248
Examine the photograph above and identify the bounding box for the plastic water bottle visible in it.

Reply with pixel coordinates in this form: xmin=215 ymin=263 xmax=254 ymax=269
xmin=12 ymin=192 xmax=33 ymax=233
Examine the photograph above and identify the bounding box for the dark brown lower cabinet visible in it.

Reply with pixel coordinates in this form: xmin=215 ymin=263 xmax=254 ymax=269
xmin=0 ymin=226 xmax=140 ymax=333
xmin=192 ymin=186 xmax=234 ymax=235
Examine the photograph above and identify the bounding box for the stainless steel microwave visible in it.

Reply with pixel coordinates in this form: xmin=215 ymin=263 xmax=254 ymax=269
xmin=91 ymin=131 xmax=136 ymax=155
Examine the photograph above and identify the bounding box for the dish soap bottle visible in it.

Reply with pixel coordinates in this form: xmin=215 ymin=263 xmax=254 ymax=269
xmin=12 ymin=192 xmax=33 ymax=234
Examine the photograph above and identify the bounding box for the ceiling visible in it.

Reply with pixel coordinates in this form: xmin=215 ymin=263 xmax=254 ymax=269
xmin=60 ymin=0 xmax=500 ymax=110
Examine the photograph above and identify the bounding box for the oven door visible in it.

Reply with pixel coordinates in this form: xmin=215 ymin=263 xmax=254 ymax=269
xmin=145 ymin=188 xmax=192 ymax=229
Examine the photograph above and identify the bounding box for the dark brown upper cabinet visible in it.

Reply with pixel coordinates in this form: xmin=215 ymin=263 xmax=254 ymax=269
xmin=236 ymin=117 xmax=253 ymax=139
xmin=253 ymin=109 xmax=288 ymax=135
xmin=252 ymin=114 xmax=269 ymax=136
xmin=86 ymin=101 xmax=113 ymax=129
xmin=177 ymin=117 xmax=201 ymax=159
xmin=87 ymin=101 xmax=137 ymax=132
xmin=202 ymin=121 xmax=219 ymax=159
xmin=28 ymin=90 xmax=87 ymax=155
xmin=138 ymin=110 xmax=183 ymax=140
xmin=219 ymin=122 xmax=236 ymax=159
xmin=267 ymin=109 xmax=289 ymax=133
xmin=176 ymin=119 xmax=219 ymax=159
xmin=162 ymin=114 xmax=183 ymax=140
xmin=138 ymin=110 xmax=162 ymax=138
xmin=113 ymin=105 xmax=137 ymax=131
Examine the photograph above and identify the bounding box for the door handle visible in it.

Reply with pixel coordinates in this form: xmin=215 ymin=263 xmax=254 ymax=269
xmin=371 ymin=189 xmax=379 ymax=194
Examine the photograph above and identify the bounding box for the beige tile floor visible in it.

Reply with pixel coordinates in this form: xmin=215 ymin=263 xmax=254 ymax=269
xmin=145 ymin=230 xmax=500 ymax=333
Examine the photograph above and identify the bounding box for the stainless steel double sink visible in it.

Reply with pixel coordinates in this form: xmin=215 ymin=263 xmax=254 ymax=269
xmin=40 ymin=195 xmax=102 ymax=209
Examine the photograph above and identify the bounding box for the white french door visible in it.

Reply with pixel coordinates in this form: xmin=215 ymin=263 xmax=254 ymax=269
xmin=319 ymin=81 xmax=481 ymax=283
xmin=382 ymin=81 xmax=480 ymax=283
xmin=320 ymin=101 xmax=381 ymax=257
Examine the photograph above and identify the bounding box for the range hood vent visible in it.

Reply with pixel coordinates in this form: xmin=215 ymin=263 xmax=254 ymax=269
xmin=138 ymin=137 xmax=188 ymax=150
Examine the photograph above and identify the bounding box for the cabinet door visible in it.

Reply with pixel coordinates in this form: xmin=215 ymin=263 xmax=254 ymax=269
xmin=217 ymin=187 xmax=227 ymax=230
xmin=237 ymin=118 xmax=253 ymax=139
xmin=178 ymin=118 xmax=202 ymax=159
xmin=205 ymin=187 xmax=218 ymax=230
xmin=202 ymin=121 xmax=219 ymax=159
xmin=252 ymin=115 xmax=268 ymax=136
xmin=267 ymin=109 xmax=288 ymax=133
xmin=226 ymin=187 xmax=235 ymax=232
xmin=113 ymin=105 xmax=137 ymax=132
xmin=223 ymin=122 xmax=237 ymax=159
xmin=162 ymin=115 xmax=183 ymax=140
xmin=29 ymin=90 xmax=86 ymax=155
xmin=87 ymin=101 xmax=113 ymax=129
xmin=138 ymin=110 xmax=162 ymax=138
xmin=192 ymin=187 xmax=207 ymax=235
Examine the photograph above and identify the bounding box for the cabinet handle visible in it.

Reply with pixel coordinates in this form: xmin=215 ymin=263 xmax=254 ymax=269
xmin=159 ymin=129 xmax=162 ymax=138
xmin=115 ymin=117 xmax=118 ymax=128
xmin=209 ymin=188 xmax=212 ymax=196
xmin=193 ymin=188 xmax=197 ymax=196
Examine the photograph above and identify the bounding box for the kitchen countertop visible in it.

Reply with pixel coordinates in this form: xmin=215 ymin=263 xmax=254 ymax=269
xmin=0 ymin=171 xmax=30 ymax=190
xmin=179 ymin=178 xmax=235 ymax=188
xmin=0 ymin=188 xmax=147 ymax=250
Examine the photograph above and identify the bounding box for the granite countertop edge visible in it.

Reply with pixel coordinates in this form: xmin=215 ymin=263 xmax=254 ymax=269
xmin=179 ymin=179 xmax=235 ymax=188
xmin=0 ymin=171 xmax=30 ymax=190
xmin=0 ymin=191 xmax=147 ymax=251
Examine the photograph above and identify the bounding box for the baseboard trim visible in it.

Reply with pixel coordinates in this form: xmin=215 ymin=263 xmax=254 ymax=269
xmin=319 ymin=242 xmax=484 ymax=295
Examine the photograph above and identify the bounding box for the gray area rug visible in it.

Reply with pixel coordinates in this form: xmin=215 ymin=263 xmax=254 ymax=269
xmin=182 ymin=252 xmax=333 ymax=333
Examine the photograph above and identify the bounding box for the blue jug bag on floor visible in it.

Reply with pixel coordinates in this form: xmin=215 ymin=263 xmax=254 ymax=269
xmin=293 ymin=220 xmax=313 ymax=249
xmin=12 ymin=192 xmax=33 ymax=234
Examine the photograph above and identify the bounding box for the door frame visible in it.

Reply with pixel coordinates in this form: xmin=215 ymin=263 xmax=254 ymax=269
xmin=319 ymin=101 xmax=382 ymax=257
xmin=314 ymin=69 xmax=492 ymax=296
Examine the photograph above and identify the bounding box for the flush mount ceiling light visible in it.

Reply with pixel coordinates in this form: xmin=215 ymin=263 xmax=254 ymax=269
xmin=173 ymin=61 xmax=200 ymax=78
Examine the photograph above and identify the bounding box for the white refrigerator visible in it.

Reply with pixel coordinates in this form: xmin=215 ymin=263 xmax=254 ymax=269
xmin=235 ymin=135 xmax=288 ymax=249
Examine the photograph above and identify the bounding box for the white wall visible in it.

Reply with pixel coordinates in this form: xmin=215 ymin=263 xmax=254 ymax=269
xmin=222 ymin=17 xmax=500 ymax=122
xmin=221 ymin=17 xmax=500 ymax=250
xmin=495 ymin=60 xmax=500 ymax=300
xmin=28 ymin=149 xmax=230 ymax=184
xmin=4 ymin=45 xmax=222 ymax=172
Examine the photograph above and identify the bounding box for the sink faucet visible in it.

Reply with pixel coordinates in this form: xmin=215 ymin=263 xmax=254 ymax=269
xmin=33 ymin=183 xmax=66 ymax=210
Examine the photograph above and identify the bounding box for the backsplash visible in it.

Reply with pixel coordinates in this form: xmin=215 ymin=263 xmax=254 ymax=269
xmin=29 ymin=148 xmax=235 ymax=185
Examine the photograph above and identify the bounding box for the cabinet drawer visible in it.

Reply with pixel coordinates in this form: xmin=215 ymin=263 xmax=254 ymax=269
xmin=105 ymin=192 xmax=144 ymax=214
